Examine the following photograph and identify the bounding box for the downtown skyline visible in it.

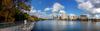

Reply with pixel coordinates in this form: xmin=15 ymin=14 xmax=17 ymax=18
xmin=30 ymin=0 xmax=100 ymax=18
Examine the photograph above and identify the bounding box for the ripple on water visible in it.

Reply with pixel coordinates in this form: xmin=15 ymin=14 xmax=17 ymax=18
xmin=32 ymin=20 xmax=100 ymax=31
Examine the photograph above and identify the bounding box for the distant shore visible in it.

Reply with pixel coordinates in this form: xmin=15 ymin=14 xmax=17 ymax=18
xmin=43 ymin=19 xmax=100 ymax=22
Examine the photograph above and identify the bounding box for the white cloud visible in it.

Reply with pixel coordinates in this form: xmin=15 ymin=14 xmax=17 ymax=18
xmin=29 ymin=6 xmax=37 ymax=16
xmin=29 ymin=3 xmax=66 ymax=19
xmin=44 ymin=8 xmax=51 ymax=11
xmin=59 ymin=10 xmax=66 ymax=14
xmin=29 ymin=6 xmax=51 ymax=18
xmin=76 ymin=0 xmax=86 ymax=3
xmin=76 ymin=0 xmax=100 ymax=14
xmin=30 ymin=10 xmax=36 ymax=13
xmin=69 ymin=13 xmax=77 ymax=16
xmin=93 ymin=8 xmax=100 ymax=13
xmin=78 ymin=1 xmax=93 ymax=10
xmin=52 ymin=2 xmax=64 ymax=12
xmin=90 ymin=0 xmax=100 ymax=3
xmin=51 ymin=2 xmax=66 ymax=17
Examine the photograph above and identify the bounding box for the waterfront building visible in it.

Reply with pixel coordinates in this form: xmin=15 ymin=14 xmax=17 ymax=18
xmin=61 ymin=13 xmax=68 ymax=19
xmin=69 ymin=14 xmax=78 ymax=20
xmin=59 ymin=13 xmax=68 ymax=20
xmin=79 ymin=15 xmax=88 ymax=21
xmin=92 ymin=14 xmax=100 ymax=21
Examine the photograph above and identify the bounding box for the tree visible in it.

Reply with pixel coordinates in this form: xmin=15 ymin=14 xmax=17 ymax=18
xmin=0 ymin=0 xmax=31 ymax=23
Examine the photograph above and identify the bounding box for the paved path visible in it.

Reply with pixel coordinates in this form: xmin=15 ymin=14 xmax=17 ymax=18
xmin=0 ymin=22 xmax=35 ymax=31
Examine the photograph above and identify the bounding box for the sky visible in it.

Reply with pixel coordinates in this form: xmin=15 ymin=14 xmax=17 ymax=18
xmin=30 ymin=0 xmax=100 ymax=18
xmin=31 ymin=0 xmax=84 ymax=15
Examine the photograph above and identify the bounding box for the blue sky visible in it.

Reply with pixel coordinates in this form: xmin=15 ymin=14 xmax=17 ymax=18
xmin=31 ymin=0 xmax=86 ymax=15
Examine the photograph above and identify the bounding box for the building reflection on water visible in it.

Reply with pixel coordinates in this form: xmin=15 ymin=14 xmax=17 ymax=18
xmin=32 ymin=20 xmax=100 ymax=31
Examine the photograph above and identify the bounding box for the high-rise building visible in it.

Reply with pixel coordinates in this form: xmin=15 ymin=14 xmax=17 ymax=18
xmin=60 ymin=13 xmax=68 ymax=20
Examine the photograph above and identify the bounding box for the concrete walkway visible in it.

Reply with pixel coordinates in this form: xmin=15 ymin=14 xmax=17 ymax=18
xmin=0 ymin=22 xmax=35 ymax=31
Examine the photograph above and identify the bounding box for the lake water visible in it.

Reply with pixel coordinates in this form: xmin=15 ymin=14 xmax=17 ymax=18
xmin=31 ymin=20 xmax=100 ymax=31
